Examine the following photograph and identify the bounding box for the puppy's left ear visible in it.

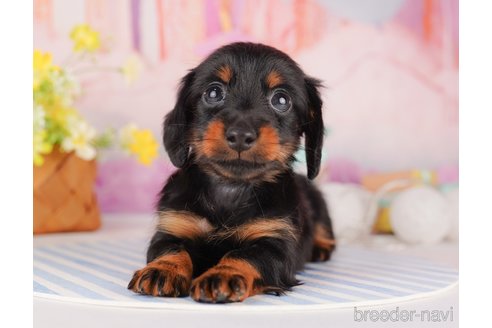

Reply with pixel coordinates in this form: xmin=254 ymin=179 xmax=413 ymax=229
xmin=163 ymin=71 xmax=195 ymax=168
xmin=303 ymin=77 xmax=324 ymax=180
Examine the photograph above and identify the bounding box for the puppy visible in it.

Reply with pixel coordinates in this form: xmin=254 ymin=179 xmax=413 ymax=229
xmin=128 ymin=42 xmax=335 ymax=303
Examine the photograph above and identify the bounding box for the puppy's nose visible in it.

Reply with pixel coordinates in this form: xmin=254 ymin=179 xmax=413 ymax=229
xmin=226 ymin=126 xmax=257 ymax=152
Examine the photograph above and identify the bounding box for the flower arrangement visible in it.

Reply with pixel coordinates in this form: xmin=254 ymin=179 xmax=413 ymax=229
xmin=33 ymin=24 xmax=158 ymax=167
xmin=33 ymin=24 xmax=159 ymax=234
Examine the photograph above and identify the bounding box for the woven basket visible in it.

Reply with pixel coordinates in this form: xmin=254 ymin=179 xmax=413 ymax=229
xmin=33 ymin=148 xmax=101 ymax=234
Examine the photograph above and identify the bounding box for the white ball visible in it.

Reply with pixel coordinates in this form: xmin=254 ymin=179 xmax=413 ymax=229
xmin=319 ymin=183 xmax=372 ymax=242
xmin=444 ymin=187 xmax=459 ymax=242
xmin=391 ymin=186 xmax=450 ymax=244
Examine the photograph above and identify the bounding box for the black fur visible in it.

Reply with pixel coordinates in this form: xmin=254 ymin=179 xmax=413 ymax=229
xmin=130 ymin=42 xmax=335 ymax=302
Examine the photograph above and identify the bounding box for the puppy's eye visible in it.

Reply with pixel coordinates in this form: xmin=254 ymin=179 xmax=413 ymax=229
xmin=203 ymin=83 xmax=225 ymax=105
xmin=270 ymin=90 xmax=291 ymax=112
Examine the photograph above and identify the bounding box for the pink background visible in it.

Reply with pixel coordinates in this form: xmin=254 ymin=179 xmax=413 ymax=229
xmin=34 ymin=0 xmax=458 ymax=212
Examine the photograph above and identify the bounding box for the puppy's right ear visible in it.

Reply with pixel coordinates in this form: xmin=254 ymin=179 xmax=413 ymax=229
xmin=163 ymin=71 xmax=195 ymax=168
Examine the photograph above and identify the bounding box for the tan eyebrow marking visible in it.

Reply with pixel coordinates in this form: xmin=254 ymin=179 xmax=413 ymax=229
xmin=266 ymin=70 xmax=283 ymax=88
xmin=216 ymin=65 xmax=233 ymax=83
xmin=157 ymin=210 xmax=214 ymax=240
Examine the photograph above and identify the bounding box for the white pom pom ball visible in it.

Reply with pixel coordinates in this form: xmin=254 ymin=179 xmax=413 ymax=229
xmin=319 ymin=183 xmax=372 ymax=242
xmin=390 ymin=186 xmax=450 ymax=244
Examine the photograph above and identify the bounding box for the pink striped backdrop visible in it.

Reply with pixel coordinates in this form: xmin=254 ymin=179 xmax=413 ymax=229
xmin=34 ymin=0 xmax=458 ymax=212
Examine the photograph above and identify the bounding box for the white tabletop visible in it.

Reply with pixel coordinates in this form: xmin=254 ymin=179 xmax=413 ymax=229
xmin=34 ymin=214 xmax=459 ymax=328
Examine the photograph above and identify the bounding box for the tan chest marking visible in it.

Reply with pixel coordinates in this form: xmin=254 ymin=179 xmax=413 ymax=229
xmin=159 ymin=211 xmax=297 ymax=244
xmin=158 ymin=211 xmax=214 ymax=240
xmin=214 ymin=218 xmax=298 ymax=243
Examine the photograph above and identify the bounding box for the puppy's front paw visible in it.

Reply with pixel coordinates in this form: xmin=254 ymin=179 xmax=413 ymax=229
xmin=311 ymin=223 xmax=336 ymax=262
xmin=311 ymin=244 xmax=335 ymax=262
xmin=190 ymin=258 xmax=261 ymax=303
xmin=128 ymin=251 xmax=192 ymax=297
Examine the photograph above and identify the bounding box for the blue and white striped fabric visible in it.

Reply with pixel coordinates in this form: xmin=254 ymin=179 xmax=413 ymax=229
xmin=33 ymin=238 xmax=459 ymax=309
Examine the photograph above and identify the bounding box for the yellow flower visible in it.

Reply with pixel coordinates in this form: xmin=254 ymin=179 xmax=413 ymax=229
xmin=70 ymin=24 xmax=101 ymax=53
xmin=33 ymin=50 xmax=59 ymax=90
xmin=61 ymin=117 xmax=97 ymax=161
xmin=121 ymin=55 xmax=143 ymax=84
xmin=48 ymin=106 xmax=77 ymax=127
xmin=33 ymin=50 xmax=53 ymax=73
xmin=130 ymin=130 xmax=159 ymax=165
xmin=120 ymin=124 xmax=159 ymax=165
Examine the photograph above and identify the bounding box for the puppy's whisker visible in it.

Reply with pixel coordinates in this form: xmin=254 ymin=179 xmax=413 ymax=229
xmin=298 ymin=120 xmax=317 ymax=127
xmin=296 ymin=145 xmax=318 ymax=152
xmin=200 ymin=138 xmax=222 ymax=142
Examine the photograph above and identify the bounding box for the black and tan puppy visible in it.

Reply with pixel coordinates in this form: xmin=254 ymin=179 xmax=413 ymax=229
xmin=128 ymin=42 xmax=335 ymax=303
